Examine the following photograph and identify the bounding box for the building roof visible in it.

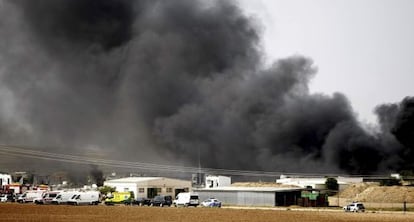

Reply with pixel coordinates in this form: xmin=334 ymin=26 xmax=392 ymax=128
xmin=104 ymin=177 xmax=161 ymax=183
xmin=195 ymin=186 xmax=303 ymax=192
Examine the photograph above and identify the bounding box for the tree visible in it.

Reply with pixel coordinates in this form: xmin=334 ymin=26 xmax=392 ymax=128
xmin=99 ymin=186 xmax=116 ymax=195
xmin=380 ymin=178 xmax=401 ymax=186
xmin=325 ymin=177 xmax=339 ymax=191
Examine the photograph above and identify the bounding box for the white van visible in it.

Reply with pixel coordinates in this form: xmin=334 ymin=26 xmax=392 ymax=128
xmin=67 ymin=191 xmax=100 ymax=205
xmin=174 ymin=192 xmax=199 ymax=207
xmin=17 ymin=190 xmax=44 ymax=203
xmin=52 ymin=191 xmax=78 ymax=205
xmin=34 ymin=191 xmax=61 ymax=204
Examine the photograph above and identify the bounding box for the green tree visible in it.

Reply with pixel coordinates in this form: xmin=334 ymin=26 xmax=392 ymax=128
xmin=99 ymin=186 xmax=116 ymax=195
xmin=380 ymin=178 xmax=401 ymax=186
xmin=325 ymin=177 xmax=339 ymax=191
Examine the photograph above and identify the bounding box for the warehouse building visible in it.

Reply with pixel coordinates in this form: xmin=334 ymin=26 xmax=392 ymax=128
xmin=276 ymin=175 xmax=363 ymax=191
xmin=104 ymin=177 xmax=191 ymax=198
xmin=194 ymin=186 xmax=303 ymax=207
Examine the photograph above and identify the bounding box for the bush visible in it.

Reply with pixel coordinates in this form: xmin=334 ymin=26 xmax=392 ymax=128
xmin=325 ymin=177 xmax=339 ymax=191
xmin=99 ymin=185 xmax=116 ymax=195
xmin=380 ymin=178 xmax=401 ymax=186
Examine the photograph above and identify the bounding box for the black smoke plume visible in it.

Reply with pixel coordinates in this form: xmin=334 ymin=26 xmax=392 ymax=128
xmin=0 ymin=0 xmax=413 ymax=177
xmin=89 ymin=165 xmax=104 ymax=186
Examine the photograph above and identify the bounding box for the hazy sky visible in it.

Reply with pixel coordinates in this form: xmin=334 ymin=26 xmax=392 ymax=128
xmin=239 ymin=0 xmax=414 ymax=124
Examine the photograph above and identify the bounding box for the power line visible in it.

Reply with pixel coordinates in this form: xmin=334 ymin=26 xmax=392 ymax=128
xmin=0 ymin=144 xmax=389 ymax=178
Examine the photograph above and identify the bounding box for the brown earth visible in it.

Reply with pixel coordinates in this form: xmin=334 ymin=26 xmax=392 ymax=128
xmin=0 ymin=203 xmax=413 ymax=222
xmin=338 ymin=183 xmax=414 ymax=203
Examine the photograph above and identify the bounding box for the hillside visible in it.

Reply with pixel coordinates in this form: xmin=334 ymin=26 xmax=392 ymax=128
xmin=338 ymin=183 xmax=414 ymax=203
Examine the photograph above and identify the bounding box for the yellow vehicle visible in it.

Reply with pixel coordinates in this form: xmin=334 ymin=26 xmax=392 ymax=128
xmin=104 ymin=192 xmax=134 ymax=205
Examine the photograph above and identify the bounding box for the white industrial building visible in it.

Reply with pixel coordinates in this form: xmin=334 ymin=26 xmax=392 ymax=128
xmin=194 ymin=186 xmax=304 ymax=207
xmin=0 ymin=173 xmax=12 ymax=187
xmin=276 ymin=175 xmax=363 ymax=191
xmin=205 ymin=175 xmax=231 ymax=188
xmin=104 ymin=177 xmax=191 ymax=198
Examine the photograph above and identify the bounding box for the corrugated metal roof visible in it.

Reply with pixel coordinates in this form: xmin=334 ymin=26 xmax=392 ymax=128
xmin=104 ymin=177 xmax=161 ymax=183
xmin=195 ymin=186 xmax=303 ymax=192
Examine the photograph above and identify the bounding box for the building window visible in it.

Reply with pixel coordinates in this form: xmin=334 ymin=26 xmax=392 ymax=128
xmin=156 ymin=188 xmax=162 ymax=193
xmin=166 ymin=188 xmax=172 ymax=193
xmin=139 ymin=188 xmax=145 ymax=193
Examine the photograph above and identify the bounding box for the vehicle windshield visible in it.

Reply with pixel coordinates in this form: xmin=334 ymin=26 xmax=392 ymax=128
xmin=154 ymin=196 xmax=163 ymax=201
xmin=190 ymin=196 xmax=198 ymax=199
xmin=56 ymin=194 xmax=61 ymax=199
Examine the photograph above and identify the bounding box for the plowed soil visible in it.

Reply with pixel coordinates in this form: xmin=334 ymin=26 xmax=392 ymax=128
xmin=0 ymin=203 xmax=413 ymax=222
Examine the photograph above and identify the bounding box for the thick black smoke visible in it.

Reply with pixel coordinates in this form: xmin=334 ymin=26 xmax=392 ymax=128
xmin=0 ymin=0 xmax=413 ymax=177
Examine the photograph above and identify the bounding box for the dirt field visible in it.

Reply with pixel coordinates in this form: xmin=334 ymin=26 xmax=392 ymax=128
xmin=0 ymin=203 xmax=413 ymax=222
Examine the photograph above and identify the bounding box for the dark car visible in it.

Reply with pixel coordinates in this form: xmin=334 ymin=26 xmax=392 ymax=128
xmin=150 ymin=195 xmax=172 ymax=207
xmin=134 ymin=197 xmax=151 ymax=206
xmin=0 ymin=193 xmax=15 ymax=202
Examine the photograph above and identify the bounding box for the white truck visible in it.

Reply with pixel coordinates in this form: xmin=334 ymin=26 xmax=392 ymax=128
xmin=67 ymin=191 xmax=100 ymax=205
xmin=52 ymin=191 xmax=78 ymax=205
xmin=173 ymin=192 xmax=199 ymax=207
xmin=17 ymin=190 xmax=44 ymax=203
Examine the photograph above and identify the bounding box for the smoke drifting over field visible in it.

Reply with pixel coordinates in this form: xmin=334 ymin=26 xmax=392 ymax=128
xmin=0 ymin=0 xmax=413 ymax=175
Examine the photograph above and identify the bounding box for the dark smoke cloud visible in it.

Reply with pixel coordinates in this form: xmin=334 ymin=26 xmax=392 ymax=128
xmin=0 ymin=0 xmax=413 ymax=177
xmin=13 ymin=0 xmax=136 ymax=52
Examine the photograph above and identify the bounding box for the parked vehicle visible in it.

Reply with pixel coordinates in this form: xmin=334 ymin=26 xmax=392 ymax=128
xmin=52 ymin=191 xmax=78 ymax=205
xmin=134 ymin=197 xmax=151 ymax=206
xmin=343 ymin=202 xmax=365 ymax=212
xmin=174 ymin=192 xmax=199 ymax=207
xmin=17 ymin=190 xmax=44 ymax=203
xmin=105 ymin=192 xmax=134 ymax=205
xmin=0 ymin=193 xmax=15 ymax=202
xmin=150 ymin=195 xmax=172 ymax=207
xmin=67 ymin=191 xmax=100 ymax=205
xmin=34 ymin=191 xmax=61 ymax=204
xmin=201 ymin=198 xmax=222 ymax=208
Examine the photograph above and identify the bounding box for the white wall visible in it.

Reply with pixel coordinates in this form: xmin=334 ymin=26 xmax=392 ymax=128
xmin=205 ymin=175 xmax=231 ymax=188
xmin=0 ymin=173 xmax=12 ymax=186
